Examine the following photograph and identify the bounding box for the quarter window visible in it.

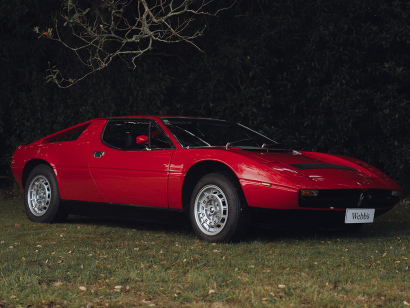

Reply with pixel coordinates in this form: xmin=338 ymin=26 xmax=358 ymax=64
xmin=49 ymin=123 xmax=90 ymax=143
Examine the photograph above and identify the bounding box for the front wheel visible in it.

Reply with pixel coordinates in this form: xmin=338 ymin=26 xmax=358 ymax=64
xmin=190 ymin=173 xmax=248 ymax=242
xmin=24 ymin=164 xmax=68 ymax=223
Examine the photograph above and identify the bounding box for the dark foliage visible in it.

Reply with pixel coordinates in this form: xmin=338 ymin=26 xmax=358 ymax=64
xmin=0 ymin=0 xmax=409 ymax=191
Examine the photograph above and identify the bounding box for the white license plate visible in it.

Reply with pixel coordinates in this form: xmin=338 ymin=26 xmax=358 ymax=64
xmin=345 ymin=208 xmax=375 ymax=224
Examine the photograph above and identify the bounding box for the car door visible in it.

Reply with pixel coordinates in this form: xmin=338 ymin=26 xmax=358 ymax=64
xmin=89 ymin=119 xmax=175 ymax=207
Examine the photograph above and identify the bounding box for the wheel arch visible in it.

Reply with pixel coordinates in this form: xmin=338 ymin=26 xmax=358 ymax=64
xmin=181 ymin=160 xmax=244 ymax=214
xmin=22 ymin=159 xmax=54 ymax=189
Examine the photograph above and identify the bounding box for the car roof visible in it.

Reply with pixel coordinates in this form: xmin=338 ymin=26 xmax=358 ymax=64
xmin=95 ymin=115 xmax=225 ymax=121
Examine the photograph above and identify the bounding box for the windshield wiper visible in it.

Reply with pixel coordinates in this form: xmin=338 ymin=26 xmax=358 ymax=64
xmin=226 ymin=140 xmax=293 ymax=152
xmin=260 ymin=143 xmax=293 ymax=151
xmin=225 ymin=139 xmax=253 ymax=149
xmin=261 ymin=143 xmax=284 ymax=148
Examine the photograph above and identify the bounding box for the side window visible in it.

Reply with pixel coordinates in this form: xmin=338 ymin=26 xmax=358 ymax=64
xmin=102 ymin=120 xmax=173 ymax=150
xmin=102 ymin=120 xmax=150 ymax=150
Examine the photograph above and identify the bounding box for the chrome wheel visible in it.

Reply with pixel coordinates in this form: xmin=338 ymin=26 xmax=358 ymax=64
xmin=190 ymin=173 xmax=249 ymax=242
xmin=194 ymin=184 xmax=228 ymax=236
xmin=27 ymin=175 xmax=51 ymax=216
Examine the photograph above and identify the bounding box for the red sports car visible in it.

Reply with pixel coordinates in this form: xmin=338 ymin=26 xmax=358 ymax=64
xmin=11 ymin=116 xmax=401 ymax=242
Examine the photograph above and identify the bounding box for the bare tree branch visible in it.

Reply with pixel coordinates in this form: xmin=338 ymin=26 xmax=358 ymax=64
xmin=34 ymin=0 xmax=234 ymax=88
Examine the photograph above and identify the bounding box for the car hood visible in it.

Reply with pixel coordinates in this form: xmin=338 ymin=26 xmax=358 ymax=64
xmin=242 ymin=150 xmax=376 ymax=179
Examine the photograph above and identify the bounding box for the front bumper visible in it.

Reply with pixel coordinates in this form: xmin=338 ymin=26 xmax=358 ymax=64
xmin=248 ymin=207 xmax=392 ymax=229
xmin=298 ymin=189 xmax=400 ymax=209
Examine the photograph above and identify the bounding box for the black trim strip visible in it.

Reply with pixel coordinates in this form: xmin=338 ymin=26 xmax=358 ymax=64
xmin=61 ymin=200 xmax=186 ymax=225
xmin=62 ymin=200 xmax=184 ymax=212
xmin=291 ymin=163 xmax=356 ymax=170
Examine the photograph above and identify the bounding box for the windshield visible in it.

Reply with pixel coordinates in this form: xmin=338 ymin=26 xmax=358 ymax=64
xmin=161 ymin=118 xmax=279 ymax=148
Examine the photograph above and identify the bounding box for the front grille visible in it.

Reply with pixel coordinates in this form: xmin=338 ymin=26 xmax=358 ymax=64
xmin=299 ymin=189 xmax=399 ymax=209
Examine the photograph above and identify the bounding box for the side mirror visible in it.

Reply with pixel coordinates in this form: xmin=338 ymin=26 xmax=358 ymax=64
xmin=136 ymin=135 xmax=149 ymax=145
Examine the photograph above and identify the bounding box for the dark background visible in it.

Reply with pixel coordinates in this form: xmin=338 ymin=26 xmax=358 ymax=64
xmin=1 ymin=0 xmax=409 ymax=192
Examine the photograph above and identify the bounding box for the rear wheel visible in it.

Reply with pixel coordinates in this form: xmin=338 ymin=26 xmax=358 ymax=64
xmin=190 ymin=173 xmax=248 ymax=242
xmin=24 ymin=164 xmax=67 ymax=223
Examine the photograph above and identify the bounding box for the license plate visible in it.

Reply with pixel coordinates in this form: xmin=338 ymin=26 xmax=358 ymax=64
xmin=345 ymin=208 xmax=375 ymax=224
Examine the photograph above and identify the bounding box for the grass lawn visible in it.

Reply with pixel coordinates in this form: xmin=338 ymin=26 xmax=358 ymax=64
xmin=1 ymin=197 xmax=409 ymax=307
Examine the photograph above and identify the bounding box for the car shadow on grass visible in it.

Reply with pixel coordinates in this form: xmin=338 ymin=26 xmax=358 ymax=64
xmin=57 ymin=199 xmax=410 ymax=243
xmin=66 ymin=213 xmax=194 ymax=238
xmin=244 ymin=214 xmax=410 ymax=243
xmin=64 ymin=211 xmax=410 ymax=244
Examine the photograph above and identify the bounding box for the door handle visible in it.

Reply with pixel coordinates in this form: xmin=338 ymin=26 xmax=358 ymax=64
xmin=93 ymin=151 xmax=105 ymax=158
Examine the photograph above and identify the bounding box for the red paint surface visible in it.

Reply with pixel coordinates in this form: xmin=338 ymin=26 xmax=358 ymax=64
xmin=11 ymin=116 xmax=402 ymax=212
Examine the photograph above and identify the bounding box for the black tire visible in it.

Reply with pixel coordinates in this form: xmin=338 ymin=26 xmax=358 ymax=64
xmin=190 ymin=172 xmax=248 ymax=242
xmin=24 ymin=164 xmax=68 ymax=223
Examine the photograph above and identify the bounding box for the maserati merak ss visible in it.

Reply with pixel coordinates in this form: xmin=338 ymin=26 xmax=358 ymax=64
xmin=11 ymin=116 xmax=402 ymax=242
